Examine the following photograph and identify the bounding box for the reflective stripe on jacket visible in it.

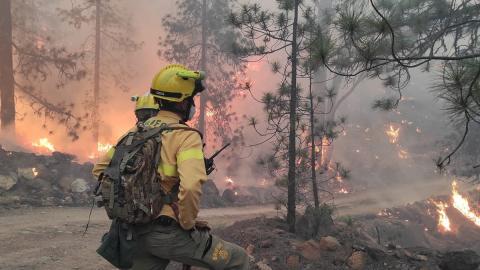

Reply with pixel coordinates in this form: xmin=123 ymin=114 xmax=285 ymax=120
xmin=92 ymin=110 xmax=207 ymax=230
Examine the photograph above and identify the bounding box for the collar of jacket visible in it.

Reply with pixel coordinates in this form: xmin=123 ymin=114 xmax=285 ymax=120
xmin=154 ymin=110 xmax=182 ymax=122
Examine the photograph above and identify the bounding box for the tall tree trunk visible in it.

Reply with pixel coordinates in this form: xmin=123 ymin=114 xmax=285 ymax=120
xmin=287 ymin=0 xmax=299 ymax=233
xmin=0 ymin=0 xmax=16 ymax=137
xmin=198 ymin=0 xmax=207 ymax=138
xmin=93 ymin=0 xmax=101 ymax=145
xmin=309 ymin=74 xmax=320 ymax=210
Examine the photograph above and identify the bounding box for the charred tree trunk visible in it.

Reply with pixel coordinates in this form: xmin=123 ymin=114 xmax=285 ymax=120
xmin=287 ymin=0 xmax=299 ymax=233
xmin=0 ymin=0 xmax=16 ymax=136
xmin=309 ymin=74 xmax=320 ymax=211
xmin=198 ymin=0 xmax=207 ymax=138
xmin=93 ymin=0 xmax=101 ymax=145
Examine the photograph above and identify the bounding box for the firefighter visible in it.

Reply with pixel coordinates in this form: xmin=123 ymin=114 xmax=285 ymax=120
xmin=131 ymin=94 xmax=160 ymax=123
xmin=93 ymin=64 xmax=249 ymax=270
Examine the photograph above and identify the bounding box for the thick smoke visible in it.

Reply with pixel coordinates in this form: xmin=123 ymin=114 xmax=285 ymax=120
xmin=1 ymin=0 xmax=459 ymax=200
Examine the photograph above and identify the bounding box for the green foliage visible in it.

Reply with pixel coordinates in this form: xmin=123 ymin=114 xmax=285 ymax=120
xmin=372 ymin=97 xmax=398 ymax=111
xmin=338 ymin=215 xmax=355 ymax=226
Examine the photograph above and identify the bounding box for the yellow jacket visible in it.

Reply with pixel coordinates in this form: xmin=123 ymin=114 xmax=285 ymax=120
xmin=92 ymin=110 xmax=207 ymax=230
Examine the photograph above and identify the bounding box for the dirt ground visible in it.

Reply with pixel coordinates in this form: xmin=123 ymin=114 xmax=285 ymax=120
xmin=0 ymin=179 xmax=460 ymax=270
xmin=0 ymin=205 xmax=278 ymax=270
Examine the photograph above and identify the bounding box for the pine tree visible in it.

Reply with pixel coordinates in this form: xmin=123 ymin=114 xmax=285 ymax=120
xmin=158 ymin=0 xmax=246 ymax=148
xmin=58 ymin=0 xmax=142 ymax=145
xmin=0 ymin=0 xmax=86 ymax=139
xmin=321 ymin=0 xmax=480 ymax=169
xmin=231 ymin=0 xmax=354 ymax=232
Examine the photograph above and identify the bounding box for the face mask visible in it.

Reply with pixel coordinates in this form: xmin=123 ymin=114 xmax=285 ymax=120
xmin=187 ymin=105 xmax=196 ymax=121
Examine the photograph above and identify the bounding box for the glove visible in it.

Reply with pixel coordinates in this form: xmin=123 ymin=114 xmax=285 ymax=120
xmin=195 ymin=220 xmax=211 ymax=231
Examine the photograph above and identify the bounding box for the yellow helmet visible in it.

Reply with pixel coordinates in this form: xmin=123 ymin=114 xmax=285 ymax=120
xmin=150 ymin=64 xmax=205 ymax=102
xmin=131 ymin=94 xmax=159 ymax=111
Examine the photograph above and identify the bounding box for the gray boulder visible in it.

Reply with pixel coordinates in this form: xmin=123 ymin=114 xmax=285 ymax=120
xmin=0 ymin=173 xmax=18 ymax=191
xmin=71 ymin=178 xmax=89 ymax=193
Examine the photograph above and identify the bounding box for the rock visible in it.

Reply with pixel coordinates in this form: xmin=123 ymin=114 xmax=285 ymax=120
xmin=319 ymin=236 xmax=341 ymax=251
xmin=200 ymin=179 xmax=225 ymax=208
xmin=296 ymin=205 xmax=334 ymax=239
xmin=246 ymin=244 xmax=255 ymax=256
xmin=70 ymin=178 xmax=89 ymax=193
xmin=297 ymin=240 xmax=321 ymax=261
xmin=222 ymin=188 xmax=237 ymax=203
xmin=347 ymin=251 xmax=367 ymax=270
xmin=260 ymin=239 xmax=273 ymax=248
xmin=33 ymin=178 xmax=52 ymax=191
xmin=439 ymin=250 xmax=480 ymax=270
xmin=0 ymin=174 xmax=18 ymax=190
xmin=256 ymin=261 xmax=272 ymax=270
xmin=416 ymin=255 xmax=428 ymax=261
xmin=63 ymin=196 xmax=73 ymax=204
xmin=58 ymin=176 xmax=75 ymax=191
xmin=17 ymin=167 xmax=37 ymax=180
xmin=286 ymin=254 xmax=300 ymax=270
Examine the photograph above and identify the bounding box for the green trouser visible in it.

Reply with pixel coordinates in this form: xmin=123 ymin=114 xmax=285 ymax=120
xmin=132 ymin=222 xmax=249 ymax=270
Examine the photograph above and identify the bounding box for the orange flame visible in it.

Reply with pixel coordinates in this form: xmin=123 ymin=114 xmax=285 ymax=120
xmin=432 ymin=200 xmax=452 ymax=233
xmin=32 ymin=138 xmax=55 ymax=152
xmin=320 ymin=137 xmax=329 ymax=168
xmin=32 ymin=168 xmax=38 ymax=177
xmin=206 ymin=110 xmax=215 ymax=117
xmin=225 ymin=177 xmax=234 ymax=185
xmin=385 ymin=125 xmax=400 ymax=144
xmin=452 ymin=181 xmax=480 ymax=227
xmin=338 ymin=188 xmax=349 ymax=194
xmin=97 ymin=142 xmax=113 ymax=153
xmin=398 ymin=149 xmax=408 ymax=159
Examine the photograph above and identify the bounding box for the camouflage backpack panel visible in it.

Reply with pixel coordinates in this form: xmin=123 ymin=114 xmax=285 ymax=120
xmin=100 ymin=127 xmax=166 ymax=224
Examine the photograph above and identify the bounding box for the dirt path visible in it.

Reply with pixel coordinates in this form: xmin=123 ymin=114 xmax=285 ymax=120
xmin=0 ymin=205 xmax=279 ymax=270
xmin=0 ymin=179 xmax=460 ymax=270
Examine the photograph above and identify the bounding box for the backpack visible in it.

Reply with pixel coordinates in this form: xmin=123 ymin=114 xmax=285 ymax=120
xmin=98 ymin=124 xmax=200 ymax=224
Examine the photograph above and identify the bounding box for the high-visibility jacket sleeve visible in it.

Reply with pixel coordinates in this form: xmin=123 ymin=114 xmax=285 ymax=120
xmin=92 ymin=147 xmax=115 ymax=179
xmin=176 ymin=131 xmax=207 ymax=230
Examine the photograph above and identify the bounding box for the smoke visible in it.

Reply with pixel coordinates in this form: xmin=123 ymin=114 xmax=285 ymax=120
xmin=1 ymin=0 xmax=460 ymax=204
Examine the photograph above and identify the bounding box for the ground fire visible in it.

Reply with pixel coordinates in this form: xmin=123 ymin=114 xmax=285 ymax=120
xmin=385 ymin=125 xmax=400 ymax=144
xmin=432 ymin=200 xmax=452 ymax=233
xmin=431 ymin=181 xmax=480 ymax=234
xmin=31 ymin=138 xmax=55 ymax=153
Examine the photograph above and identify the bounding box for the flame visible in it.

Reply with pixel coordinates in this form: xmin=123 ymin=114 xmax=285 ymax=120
xmin=32 ymin=138 xmax=56 ymax=152
xmin=432 ymin=200 xmax=452 ymax=233
xmin=320 ymin=137 xmax=329 ymax=168
xmin=335 ymin=171 xmax=343 ymax=182
xmin=385 ymin=125 xmax=400 ymax=144
xmin=338 ymin=188 xmax=349 ymax=194
xmin=297 ymin=157 xmax=303 ymax=165
xmin=398 ymin=149 xmax=408 ymax=159
xmin=32 ymin=168 xmax=38 ymax=177
xmin=97 ymin=142 xmax=113 ymax=153
xmin=206 ymin=110 xmax=215 ymax=117
xmin=225 ymin=177 xmax=234 ymax=185
xmin=451 ymin=181 xmax=480 ymax=227
xmin=234 ymin=191 xmax=238 ymax=196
